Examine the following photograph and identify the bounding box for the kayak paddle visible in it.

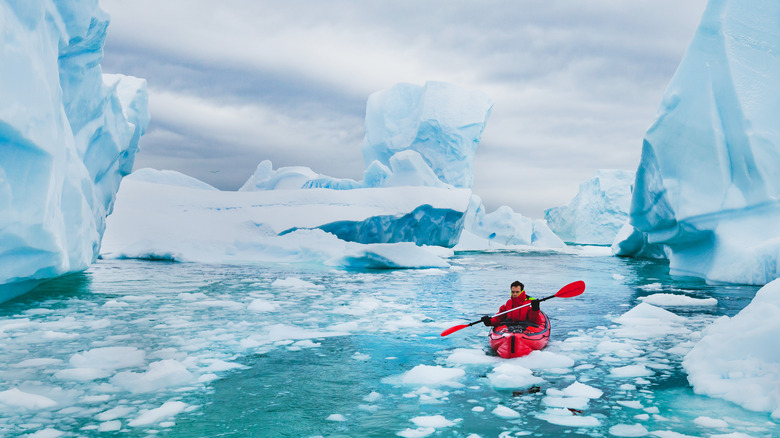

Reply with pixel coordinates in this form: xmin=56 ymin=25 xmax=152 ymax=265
xmin=440 ymin=280 xmax=585 ymax=337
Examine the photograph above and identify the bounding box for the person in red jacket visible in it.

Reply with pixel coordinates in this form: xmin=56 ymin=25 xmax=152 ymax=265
xmin=481 ymin=281 xmax=542 ymax=327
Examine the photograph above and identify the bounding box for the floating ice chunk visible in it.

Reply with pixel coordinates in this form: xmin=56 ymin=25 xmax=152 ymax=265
xmin=445 ymin=348 xmax=499 ymax=365
xmin=397 ymin=427 xmax=436 ymax=438
xmin=615 ymin=303 xmax=685 ymax=324
xmin=471 ymin=406 xmax=485 ymax=412
xmin=247 ymin=299 xmax=278 ymax=312
xmin=610 ymin=365 xmax=653 ymax=378
xmin=202 ymin=359 xmax=247 ymax=372
xmin=511 ymin=350 xmax=575 ymax=370
xmin=26 ymin=429 xmax=64 ymax=438
xmin=111 ymin=360 xmax=195 ymax=393
xmin=562 ymin=381 xmax=603 ymax=399
xmin=397 ymin=365 xmax=465 ymax=387
xmin=353 ymin=352 xmax=371 ymax=361
xmin=608 ymin=423 xmax=649 ymax=436
xmin=401 ymin=386 xmax=450 ymax=404
xmin=326 ymin=414 xmax=347 ymax=421
xmin=617 ymin=400 xmax=644 ymax=409
xmin=612 ymin=303 xmax=688 ymax=340
xmin=487 ymin=363 xmax=545 ymax=389
xmin=70 ymin=347 xmax=146 ymax=370
xmin=491 ymin=405 xmax=521 ymax=419
xmin=535 ymin=408 xmax=600 ymax=427
xmin=128 ymin=400 xmax=188 ymax=427
xmin=693 ymin=416 xmax=728 ymax=428
xmin=271 ymin=278 xmax=324 ymax=290
xmin=96 ymin=405 xmax=135 ymax=421
xmin=638 ymin=294 xmax=717 ymax=307
xmin=0 ymin=388 xmax=57 ymax=410
xmin=410 ymin=415 xmax=458 ymax=428
xmin=98 ymin=421 xmax=121 ymax=432
xmin=650 ymin=432 xmax=699 ymax=438
xmin=542 ymin=396 xmax=589 ymax=410
xmin=364 ymin=392 xmax=382 ymax=402
xmin=12 ymin=358 xmax=63 ymax=368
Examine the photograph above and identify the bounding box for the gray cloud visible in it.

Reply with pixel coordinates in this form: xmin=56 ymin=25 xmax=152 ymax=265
xmin=100 ymin=0 xmax=708 ymax=218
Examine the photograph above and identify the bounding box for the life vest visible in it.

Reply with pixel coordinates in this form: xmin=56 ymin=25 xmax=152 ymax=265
xmin=490 ymin=292 xmax=542 ymax=326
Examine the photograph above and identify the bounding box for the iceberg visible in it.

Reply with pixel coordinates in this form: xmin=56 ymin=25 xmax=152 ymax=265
xmin=100 ymin=171 xmax=468 ymax=268
xmin=456 ymin=194 xmax=565 ymax=250
xmin=614 ymin=0 xmax=780 ymax=285
xmin=0 ymin=0 xmax=149 ymax=303
xmin=545 ymin=170 xmax=633 ymax=245
xmin=361 ymin=81 xmax=494 ymax=189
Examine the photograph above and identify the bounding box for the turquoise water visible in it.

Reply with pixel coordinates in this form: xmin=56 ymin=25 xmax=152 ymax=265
xmin=0 ymin=251 xmax=776 ymax=437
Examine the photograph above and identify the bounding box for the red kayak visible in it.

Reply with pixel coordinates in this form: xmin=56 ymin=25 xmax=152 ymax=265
xmin=488 ymin=311 xmax=550 ymax=358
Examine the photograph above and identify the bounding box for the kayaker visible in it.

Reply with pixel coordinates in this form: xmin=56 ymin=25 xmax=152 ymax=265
xmin=481 ymin=281 xmax=542 ymax=326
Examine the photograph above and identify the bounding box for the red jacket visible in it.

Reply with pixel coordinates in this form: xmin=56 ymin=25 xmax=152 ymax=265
xmin=490 ymin=292 xmax=541 ymax=326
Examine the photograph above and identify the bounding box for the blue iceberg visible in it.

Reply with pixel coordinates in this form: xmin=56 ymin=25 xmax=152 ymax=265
xmin=0 ymin=1 xmax=149 ymax=302
xmin=614 ymin=0 xmax=780 ymax=285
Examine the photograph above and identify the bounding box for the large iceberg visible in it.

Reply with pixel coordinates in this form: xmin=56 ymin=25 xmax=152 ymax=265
xmin=0 ymin=1 xmax=149 ymax=302
xmin=614 ymin=0 xmax=780 ymax=285
xmin=544 ymin=170 xmax=633 ymax=245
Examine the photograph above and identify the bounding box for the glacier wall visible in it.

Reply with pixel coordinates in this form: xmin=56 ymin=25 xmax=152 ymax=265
xmin=0 ymin=1 xmax=149 ymax=302
xmin=616 ymin=0 xmax=780 ymax=285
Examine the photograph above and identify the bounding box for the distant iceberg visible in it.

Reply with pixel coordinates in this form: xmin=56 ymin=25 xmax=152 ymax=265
xmin=614 ymin=0 xmax=780 ymax=285
xmin=0 ymin=1 xmax=149 ymax=303
xmin=545 ymin=170 xmax=633 ymax=245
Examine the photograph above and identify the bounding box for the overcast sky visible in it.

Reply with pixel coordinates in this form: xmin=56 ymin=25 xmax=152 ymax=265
xmin=100 ymin=0 xmax=708 ymax=219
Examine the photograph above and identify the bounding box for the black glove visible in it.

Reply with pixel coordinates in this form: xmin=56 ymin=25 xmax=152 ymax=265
xmin=481 ymin=315 xmax=492 ymax=326
xmin=531 ymin=299 xmax=540 ymax=311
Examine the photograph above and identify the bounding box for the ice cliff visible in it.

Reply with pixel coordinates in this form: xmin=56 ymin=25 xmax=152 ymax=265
xmin=614 ymin=0 xmax=780 ymax=285
xmin=545 ymin=170 xmax=633 ymax=245
xmin=0 ymin=1 xmax=149 ymax=302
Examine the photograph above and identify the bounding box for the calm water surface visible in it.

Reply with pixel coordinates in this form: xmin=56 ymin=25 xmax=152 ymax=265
xmin=0 ymin=250 xmax=775 ymax=437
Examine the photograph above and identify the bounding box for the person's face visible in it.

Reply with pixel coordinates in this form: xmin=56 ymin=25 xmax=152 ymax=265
xmin=511 ymin=286 xmax=524 ymax=297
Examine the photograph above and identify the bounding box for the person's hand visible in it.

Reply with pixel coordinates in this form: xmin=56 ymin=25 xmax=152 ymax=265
xmin=481 ymin=315 xmax=492 ymax=326
xmin=531 ymin=299 xmax=540 ymax=311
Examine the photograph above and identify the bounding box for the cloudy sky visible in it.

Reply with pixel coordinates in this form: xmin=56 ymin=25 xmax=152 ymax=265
xmin=100 ymin=0 xmax=708 ymax=218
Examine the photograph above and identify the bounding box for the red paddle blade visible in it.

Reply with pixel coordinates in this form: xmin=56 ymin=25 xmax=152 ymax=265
xmin=555 ymin=280 xmax=585 ymax=298
xmin=440 ymin=324 xmax=468 ymax=337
